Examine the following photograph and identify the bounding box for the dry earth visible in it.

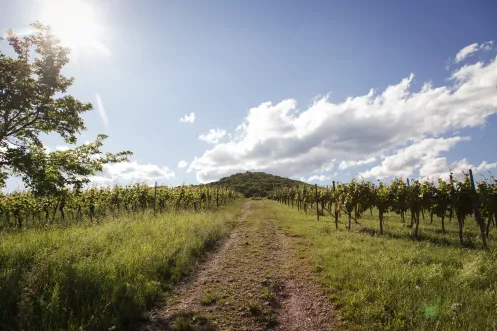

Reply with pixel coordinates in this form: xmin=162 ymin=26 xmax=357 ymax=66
xmin=136 ymin=200 xmax=340 ymax=331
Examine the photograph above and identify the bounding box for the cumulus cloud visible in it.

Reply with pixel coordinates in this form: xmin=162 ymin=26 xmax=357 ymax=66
xmin=420 ymin=158 xmax=497 ymax=181
xmin=95 ymin=94 xmax=109 ymax=128
xmin=455 ymin=41 xmax=493 ymax=63
xmin=359 ymin=137 xmax=469 ymax=179
xmin=198 ymin=129 xmax=227 ymax=144
xmin=188 ymin=51 xmax=497 ymax=183
xmin=177 ymin=160 xmax=188 ymax=169
xmin=180 ymin=112 xmax=195 ymax=123
xmin=339 ymin=157 xmax=376 ymax=170
xmin=455 ymin=43 xmax=479 ymax=63
xmin=306 ymin=173 xmax=338 ymax=183
xmin=90 ymin=161 xmax=175 ymax=184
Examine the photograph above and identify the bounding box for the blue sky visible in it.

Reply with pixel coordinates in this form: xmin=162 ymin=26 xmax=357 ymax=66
xmin=2 ymin=0 xmax=497 ymax=188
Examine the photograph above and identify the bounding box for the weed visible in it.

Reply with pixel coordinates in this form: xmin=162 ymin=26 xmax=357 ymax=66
xmin=199 ymin=291 xmax=219 ymax=306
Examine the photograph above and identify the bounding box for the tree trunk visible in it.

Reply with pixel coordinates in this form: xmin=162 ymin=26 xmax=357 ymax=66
xmin=59 ymin=202 xmax=65 ymax=221
xmin=414 ymin=211 xmax=420 ymax=238
xmin=441 ymin=214 xmax=445 ymax=234
xmin=90 ymin=204 xmax=95 ymax=223
xmin=457 ymin=213 xmax=464 ymax=245
xmin=379 ymin=209 xmax=384 ymax=235
xmin=44 ymin=206 xmax=50 ymax=223
xmin=348 ymin=212 xmax=351 ymax=231
xmin=486 ymin=213 xmax=494 ymax=237
xmin=16 ymin=213 xmax=22 ymax=230
xmin=409 ymin=211 xmax=414 ymax=228
xmin=334 ymin=204 xmax=339 ymax=230
xmin=51 ymin=201 xmax=59 ymax=222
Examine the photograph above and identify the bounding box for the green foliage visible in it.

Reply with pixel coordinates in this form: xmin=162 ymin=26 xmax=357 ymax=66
xmin=0 ymin=200 xmax=244 ymax=330
xmin=0 ymin=23 xmax=131 ymax=192
xmin=0 ymin=184 xmax=237 ymax=230
xmin=270 ymin=174 xmax=497 ymax=247
xmin=211 ymin=171 xmax=303 ymax=198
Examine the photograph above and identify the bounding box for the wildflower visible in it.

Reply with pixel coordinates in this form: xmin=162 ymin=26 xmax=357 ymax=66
xmin=451 ymin=303 xmax=462 ymax=311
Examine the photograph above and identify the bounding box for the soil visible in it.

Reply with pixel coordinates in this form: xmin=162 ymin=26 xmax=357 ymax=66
xmin=136 ymin=201 xmax=340 ymax=331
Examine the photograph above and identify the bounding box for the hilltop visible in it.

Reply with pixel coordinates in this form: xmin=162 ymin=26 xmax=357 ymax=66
xmin=211 ymin=171 xmax=303 ymax=197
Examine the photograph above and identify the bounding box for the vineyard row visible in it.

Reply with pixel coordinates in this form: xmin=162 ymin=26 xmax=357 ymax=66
xmin=0 ymin=184 xmax=237 ymax=230
xmin=269 ymin=171 xmax=496 ymax=249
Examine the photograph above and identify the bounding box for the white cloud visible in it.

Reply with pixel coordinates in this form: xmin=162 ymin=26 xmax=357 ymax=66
xmin=455 ymin=43 xmax=479 ymax=63
xmin=306 ymin=173 xmax=338 ymax=183
xmin=339 ymin=157 xmax=376 ymax=170
xmin=95 ymin=94 xmax=109 ymax=128
xmin=481 ymin=41 xmax=494 ymax=51
xmin=455 ymin=41 xmax=493 ymax=63
xmin=188 ymin=51 xmax=497 ymax=183
xmin=359 ymin=137 xmax=469 ymax=179
xmin=90 ymin=161 xmax=175 ymax=184
xmin=419 ymin=158 xmax=497 ymax=181
xmin=198 ymin=129 xmax=227 ymax=144
xmin=180 ymin=112 xmax=195 ymax=123
xmin=177 ymin=160 xmax=188 ymax=169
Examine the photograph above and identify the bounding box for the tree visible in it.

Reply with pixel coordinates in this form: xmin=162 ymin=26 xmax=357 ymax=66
xmin=0 ymin=23 xmax=131 ymax=193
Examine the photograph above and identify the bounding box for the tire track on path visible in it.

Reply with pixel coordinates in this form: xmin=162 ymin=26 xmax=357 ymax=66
xmin=137 ymin=200 xmax=339 ymax=330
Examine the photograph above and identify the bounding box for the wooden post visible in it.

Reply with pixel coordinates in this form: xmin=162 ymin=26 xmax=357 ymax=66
xmin=315 ymin=184 xmax=319 ymax=221
xmin=303 ymin=186 xmax=307 ymax=213
xmin=469 ymin=169 xmax=487 ymax=249
xmin=333 ymin=181 xmax=338 ymax=229
xmin=154 ymin=182 xmax=157 ymax=217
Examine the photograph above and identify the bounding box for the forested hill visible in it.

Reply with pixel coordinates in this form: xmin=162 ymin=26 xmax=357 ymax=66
xmin=211 ymin=172 xmax=304 ymax=197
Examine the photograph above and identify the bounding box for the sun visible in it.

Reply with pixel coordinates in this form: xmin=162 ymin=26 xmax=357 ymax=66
xmin=40 ymin=0 xmax=110 ymax=56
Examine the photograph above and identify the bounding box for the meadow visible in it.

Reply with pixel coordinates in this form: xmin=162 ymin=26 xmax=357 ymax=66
xmin=270 ymin=200 xmax=497 ymax=330
xmin=0 ymin=200 xmax=244 ymax=330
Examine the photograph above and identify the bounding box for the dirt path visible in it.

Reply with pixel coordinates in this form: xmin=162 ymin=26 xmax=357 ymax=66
xmin=138 ymin=200 xmax=339 ymax=330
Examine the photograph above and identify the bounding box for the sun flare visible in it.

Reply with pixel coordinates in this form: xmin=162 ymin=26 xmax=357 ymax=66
xmin=40 ymin=0 xmax=110 ymax=56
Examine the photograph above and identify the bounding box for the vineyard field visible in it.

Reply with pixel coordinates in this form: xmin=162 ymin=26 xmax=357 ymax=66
xmin=269 ymin=200 xmax=497 ymax=330
xmin=270 ymin=174 xmax=497 ymax=249
xmin=0 ymin=184 xmax=237 ymax=231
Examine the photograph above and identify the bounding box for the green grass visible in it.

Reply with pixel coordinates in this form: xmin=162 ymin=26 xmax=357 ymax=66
xmin=268 ymin=200 xmax=497 ymax=330
xmin=199 ymin=290 xmax=219 ymax=306
xmin=0 ymin=200 xmax=244 ymax=331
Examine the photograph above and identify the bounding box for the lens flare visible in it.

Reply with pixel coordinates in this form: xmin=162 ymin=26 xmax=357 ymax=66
xmin=40 ymin=0 xmax=110 ymax=56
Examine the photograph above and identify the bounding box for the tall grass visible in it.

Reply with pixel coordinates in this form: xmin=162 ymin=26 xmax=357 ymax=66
xmin=269 ymin=200 xmax=497 ymax=330
xmin=0 ymin=201 xmax=243 ymax=330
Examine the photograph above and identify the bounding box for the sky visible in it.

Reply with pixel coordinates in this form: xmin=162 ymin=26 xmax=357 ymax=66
xmin=1 ymin=0 xmax=497 ymax=189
